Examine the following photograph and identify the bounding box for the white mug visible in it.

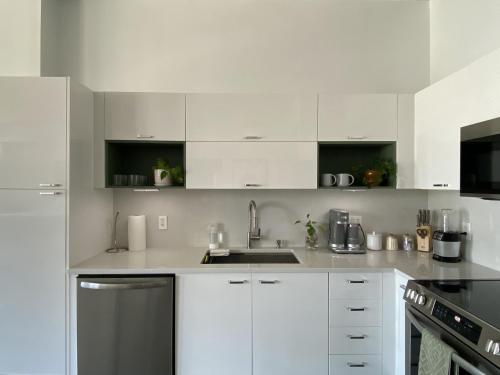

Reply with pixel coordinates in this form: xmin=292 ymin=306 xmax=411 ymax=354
xmin=321 ymin=173 xmax=337 ymax=187
xmin=336 ymin=173 xmax=355 ymax=187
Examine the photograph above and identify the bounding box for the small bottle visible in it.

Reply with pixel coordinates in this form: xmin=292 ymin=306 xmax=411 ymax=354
xmin=208 ymin=224 xmax=219 ymax=250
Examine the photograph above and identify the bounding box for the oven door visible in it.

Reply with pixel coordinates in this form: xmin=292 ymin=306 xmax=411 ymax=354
xmin=405 ymin=304 xmax=500 ymax=375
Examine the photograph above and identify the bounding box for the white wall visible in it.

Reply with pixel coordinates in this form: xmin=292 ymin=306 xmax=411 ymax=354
xmin=0 ymin=0 xmax=41 ymax=76
xmin=430 ymin=0 xmax=500 ymax=82
xmin=114 ymin=189 xmax=428 ymax=249
xmin=57 ymin=0 xmax=429 ymax=93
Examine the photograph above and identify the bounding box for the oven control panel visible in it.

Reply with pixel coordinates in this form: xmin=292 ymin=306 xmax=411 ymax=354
xmin=432 ymin=301 xmax=482 ymax=345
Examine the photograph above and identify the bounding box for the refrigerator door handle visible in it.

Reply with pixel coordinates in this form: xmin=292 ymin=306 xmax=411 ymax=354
xmin=80 ymin=280 xmax=168 ymax=290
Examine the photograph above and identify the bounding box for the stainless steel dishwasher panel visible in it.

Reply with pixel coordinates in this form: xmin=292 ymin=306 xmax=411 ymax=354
xmin=77 ymin=276 xmax=175 ymax=375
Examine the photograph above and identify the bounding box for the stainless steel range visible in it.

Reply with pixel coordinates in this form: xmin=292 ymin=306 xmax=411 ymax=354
xmin=404 ymin=279 xmax=500 ymax=375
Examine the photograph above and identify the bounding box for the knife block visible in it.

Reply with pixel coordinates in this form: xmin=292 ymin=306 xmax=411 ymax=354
xmin=416 ymin=225 xmax=432 ymax=252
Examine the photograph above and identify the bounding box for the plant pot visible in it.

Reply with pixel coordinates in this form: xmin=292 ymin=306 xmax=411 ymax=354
xmin=363 ymin=169 xmax=382 ymax=188
xmin=154 ymin=169 xmax=172 ymax=186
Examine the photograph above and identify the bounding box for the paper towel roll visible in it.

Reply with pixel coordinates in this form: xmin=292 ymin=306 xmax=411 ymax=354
xmin=128 ymin=215 xmax=146 ymax=251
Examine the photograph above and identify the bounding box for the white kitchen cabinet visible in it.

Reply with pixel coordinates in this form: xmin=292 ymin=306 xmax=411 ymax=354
xmin=395 ymin=273 xmax=412 ymax=375
xmin=318 ymin=94 xmax=397 ymax=141
xmin=252 ymin=273 xmax=329 ymax=375
xmin=396 ymin=94 xmax=415 ymax=189
xmin=0 ymin=77 xmax=67 ymax=189
xmin=176 ymin=274 xmax=252 ymax=375
xmin=0 ymin=190 xmax=66 ymax=375
xmin=104 ymin=92 xmax=185 ymax=141
xmin=186 ymin=93 xmax=317 ymax=141
xmin=186 ymin=142 xmax=317 ymax=189
xmin=414 ymin=73 xmax=471 ymax=190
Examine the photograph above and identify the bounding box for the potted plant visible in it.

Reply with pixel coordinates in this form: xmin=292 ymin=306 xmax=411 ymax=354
xmin=295 ymin=214 xmax=320 ymax=250
xmin=372 ymin=158 xmax=397 ymax=186
xmin=153 ymin=158 xmax=172 ymax=186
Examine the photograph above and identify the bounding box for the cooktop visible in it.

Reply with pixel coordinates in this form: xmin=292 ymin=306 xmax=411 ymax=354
xmin=414 ymin=279 xmax=500 ymax=330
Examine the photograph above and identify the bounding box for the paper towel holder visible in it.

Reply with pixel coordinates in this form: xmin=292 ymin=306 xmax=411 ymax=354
xmin=106 ymin=211 xmax=128 ymax=253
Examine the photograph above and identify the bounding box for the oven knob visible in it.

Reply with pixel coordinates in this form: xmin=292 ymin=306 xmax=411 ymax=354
xmin=406 ymin=288 xmax=414 ymax=299
xmin=486 ymin=340 xmax=500 ymax=356
xmin=416 ymin=295 xmax=427 ymax=306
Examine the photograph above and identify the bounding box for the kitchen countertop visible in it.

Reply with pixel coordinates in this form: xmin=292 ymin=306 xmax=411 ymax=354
xmin=70 ymin=247 xmax=500 ymax=280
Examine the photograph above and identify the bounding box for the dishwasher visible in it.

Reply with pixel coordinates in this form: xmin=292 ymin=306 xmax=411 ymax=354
xmin=77 ymin=275 xmax=175 ymax=375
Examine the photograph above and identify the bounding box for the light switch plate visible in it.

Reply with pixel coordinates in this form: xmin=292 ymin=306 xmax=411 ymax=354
xmin=159 ymin=216 xmax=168 ymax=230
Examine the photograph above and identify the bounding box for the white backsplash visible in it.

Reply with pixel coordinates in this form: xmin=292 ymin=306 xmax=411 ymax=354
xmin=114 ymin=189 xmax=428 ymax=249
xmin=428 ymin=190 xmax=500 ymax=272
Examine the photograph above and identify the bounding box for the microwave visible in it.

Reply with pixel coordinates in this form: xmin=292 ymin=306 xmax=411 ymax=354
xmin=461 ymin=116 xmax=500 ymax=199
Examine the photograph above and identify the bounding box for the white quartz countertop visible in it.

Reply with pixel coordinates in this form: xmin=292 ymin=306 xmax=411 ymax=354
xmin=70 ymin=247 xmax=500 ymax=280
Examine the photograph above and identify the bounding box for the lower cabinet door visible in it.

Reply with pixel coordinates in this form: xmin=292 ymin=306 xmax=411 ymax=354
xmin=329 ymin=355 xmax=382 ymax=375
xmin=176 ymin=274 xmax=252 ymax=375
xmin=252 ymin=273 xmax=329 ymax=375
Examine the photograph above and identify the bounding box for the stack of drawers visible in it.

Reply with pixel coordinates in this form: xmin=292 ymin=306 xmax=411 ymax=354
xmin=329 ymin=272 xmax=383 ymax=374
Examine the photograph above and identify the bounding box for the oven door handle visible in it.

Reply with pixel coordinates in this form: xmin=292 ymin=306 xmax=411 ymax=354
xmin=405 ymin=308 xmax=488 ymax=375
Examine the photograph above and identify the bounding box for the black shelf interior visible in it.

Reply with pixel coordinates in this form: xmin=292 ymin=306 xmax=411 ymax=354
xmin=105 ymin=141 xmax=185 ymax=188
xmin=318 ymin=142 xmax=396 ymax=188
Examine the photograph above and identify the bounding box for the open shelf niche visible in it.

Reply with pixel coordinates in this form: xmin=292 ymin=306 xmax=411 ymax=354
xmin=318 ymin=142 xmax=397 ymax=189
xmin=105 ymin=141 xmax=185 ymax=188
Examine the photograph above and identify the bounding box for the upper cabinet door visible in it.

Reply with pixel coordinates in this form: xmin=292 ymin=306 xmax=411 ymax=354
xmin=104 ymin=93 xmax=185 ymax=141
xmin=186 ymin=94 xmax=317 ymax=141
xmin=186 ymin=142 xmax=317 ymax=189
xmin=0 ymin=77 xmax=67 ymax=189
xmin=318 ymin=94 xmax=397 ymax=141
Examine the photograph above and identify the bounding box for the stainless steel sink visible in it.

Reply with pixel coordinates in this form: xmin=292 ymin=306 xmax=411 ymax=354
xmin=201 ymin=250 xmax=300 ymax=264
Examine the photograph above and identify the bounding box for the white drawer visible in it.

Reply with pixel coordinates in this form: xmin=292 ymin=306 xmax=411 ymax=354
xmin=329 ymin=355 xmax=381 ymax=375
xmin=329 ymin=327 xmax=382 ymax=355
xmin=329 ymin=273 xmax=382 ymax=300
xmin=330 ymin=299 xmax=382 ymax=327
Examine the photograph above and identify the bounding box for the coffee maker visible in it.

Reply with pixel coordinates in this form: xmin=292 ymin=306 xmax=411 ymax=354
xmin=328 ymin=209 xmax=366 ymax=254
xmin=432 ymin=209 xmax=466 ymax=263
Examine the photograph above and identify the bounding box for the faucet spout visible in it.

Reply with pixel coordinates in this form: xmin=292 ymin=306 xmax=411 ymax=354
xmin=247 ymin=200 xmax=261 ymax=249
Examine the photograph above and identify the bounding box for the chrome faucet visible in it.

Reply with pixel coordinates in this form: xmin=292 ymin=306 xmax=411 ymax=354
xmin=247 ymin=200 xmax=261 ymax=249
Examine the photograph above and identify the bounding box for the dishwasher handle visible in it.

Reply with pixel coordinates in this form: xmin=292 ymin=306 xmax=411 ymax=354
xmin=80 ymin=280 xmax=169 ymax=290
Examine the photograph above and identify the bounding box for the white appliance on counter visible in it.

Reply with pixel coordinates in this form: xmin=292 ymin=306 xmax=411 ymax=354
xmin=0 ymin=77 xmax=112 ymax=374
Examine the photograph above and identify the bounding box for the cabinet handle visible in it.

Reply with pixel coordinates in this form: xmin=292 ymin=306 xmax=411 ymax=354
xmin=347 ymin=334 xmax=367 ymax=340
xmin=245 ymin=184 xmax=262 ymax=187
xmin=346 ymin=279 xmax=367 ymax=284
xmin=259 ymin=280 xmax=280 ymax=284
xmin=133 ymin=189 xmax=159 ymax=192
xmin=433 ymin=183 xmax=449 ymax=187
xmin=228 ymin=280 xmax=248 ymax=285
xmin=243 ymin=136 xmax=263 ymax=140
xmin=136 ymin=134 xmax=154 ymax=139
xmin=347 ymin=307 xmax=366 ymax=312
xmin=400 ymin=284 xmax=407 ymax=290
xmin=39 ymin=183 xmax=62 ymax=187
xmin=39 ymin=191 xmax=63 ymax=196
xmin=347 ymin=362 xmax=367 ymax=368
xmin=347 ymin=136 xmax=367 ymax=140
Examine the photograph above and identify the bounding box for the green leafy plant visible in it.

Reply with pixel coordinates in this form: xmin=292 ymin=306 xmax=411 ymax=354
xmin=169 ymin=165 xmax=184 ymax=185
xmin=372 ymin=158 xmax=397 ymax=185
xmin=295 ymin=214 xmax=319 ymax=238
xmin=154 ymin=158 xmax=170 ymax=179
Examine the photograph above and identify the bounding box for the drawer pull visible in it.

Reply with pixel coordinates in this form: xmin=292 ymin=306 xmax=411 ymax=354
xmin=39 ymin=191 xmax=63 ymax=196
xmin=259 ymin=280 xmax=280 ymax=284
xmin=228 ymin=280 xmax=248 ymax=285
xmin=347 ymin=307 xmax=367 ymax=312
xmin=347 ymin=362 xmax=367 ymax=368
xmin=347 ymin=334 xmax=367 ymax=340
xmin=245 ymin=183 xmax=262 ymax=187
xmin=39 ymin=183 xmax=62 ymax=187
xmin=346 ymin=279 xmax=367 ymax=284
xmin=243 ymin=136 xmax=263 ymax=140
xmin=433 ymin=183 xmax=449 ymax=187
xmin=400 ymin=284 xmax=407 ymax=290
xmin=137 ymin=134 xmax=154 ymax=139
xmin=347 ymin=136 xmax=368 ymax=140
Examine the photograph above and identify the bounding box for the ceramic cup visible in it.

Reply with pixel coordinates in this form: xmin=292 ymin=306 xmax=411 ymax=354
xmin=321 ymin=173 xmax=337 ymax=187
xmin=336 ymin=173 xmax=355 ymax=187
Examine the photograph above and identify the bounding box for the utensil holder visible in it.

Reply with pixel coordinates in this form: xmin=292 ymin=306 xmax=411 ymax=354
xmin=416 ymin=225 xmax=432 ymax=252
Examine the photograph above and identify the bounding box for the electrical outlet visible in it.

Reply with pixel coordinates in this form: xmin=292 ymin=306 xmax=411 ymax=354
xmin=350 ymin=215 xmax=362 ymax=225
xmin=158 ymin=216 xmax=168 ymax=230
